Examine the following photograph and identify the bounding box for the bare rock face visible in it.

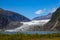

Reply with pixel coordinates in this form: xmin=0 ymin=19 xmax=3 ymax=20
xmin=43 ymin=7 xmax=60 ymax=31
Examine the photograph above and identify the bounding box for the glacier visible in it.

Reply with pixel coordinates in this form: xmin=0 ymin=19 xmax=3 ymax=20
xmin=5 ymin=19 xmax=50 ymax=32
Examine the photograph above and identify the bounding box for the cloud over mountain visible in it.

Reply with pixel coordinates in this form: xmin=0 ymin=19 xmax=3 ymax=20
xmin=35 ymin=10 xmax=43 ymax=14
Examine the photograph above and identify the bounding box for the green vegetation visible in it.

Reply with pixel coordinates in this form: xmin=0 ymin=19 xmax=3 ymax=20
xmin=0 ymin=33 xmax=60 ymax=40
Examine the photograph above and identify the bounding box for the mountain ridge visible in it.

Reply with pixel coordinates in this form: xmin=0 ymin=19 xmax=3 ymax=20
xmin=43 ymin=7 xmax=60 ymax=31
xmin=0 ymin=8 xmax=30 ymax=30
xmin=33 ymin=13 xmax=52 ymax=20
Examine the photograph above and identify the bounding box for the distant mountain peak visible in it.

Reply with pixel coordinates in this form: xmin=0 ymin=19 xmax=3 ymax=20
xmin=0 ymin=8 xmax=3 ymax=10
xmin=0 ymin=8 xmax=4 ymax=11
xmin=33 ymin=13 xmax=52 ymax=20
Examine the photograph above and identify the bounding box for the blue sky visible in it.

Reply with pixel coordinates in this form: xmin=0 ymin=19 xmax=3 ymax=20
xmin=0 ymin=0 xmax=60 ymax=19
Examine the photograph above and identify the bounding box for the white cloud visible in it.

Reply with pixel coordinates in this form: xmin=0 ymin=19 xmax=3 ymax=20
xmin=35 ymin=9 xmax=44 ymax=14
xmin=35 ymin=8 xmax=57 ymax=15
xmin=50 ymin=8 xmax=57 ymax=13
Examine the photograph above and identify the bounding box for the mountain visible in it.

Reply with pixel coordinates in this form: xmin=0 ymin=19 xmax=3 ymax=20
xmin=0 ymin=8 xmax=30 ymax=21
xmin=0 ymin=8 xmax=30 ymax=30
xmin=1 ymin=7 xmax=60 ymax=32
xmin=33 ymin=13 xmax=52 ymax=20
xmin=43 ymin=7 xmax=60 ymax=31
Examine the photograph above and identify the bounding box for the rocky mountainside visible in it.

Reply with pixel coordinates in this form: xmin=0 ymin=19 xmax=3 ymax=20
xmin=33 ymin=13 xmax=52 ymax=20
xmin=0 ymin=8 xmax=30 ymax=30
xmin=43 ymin=7 xmax=60 ymax=31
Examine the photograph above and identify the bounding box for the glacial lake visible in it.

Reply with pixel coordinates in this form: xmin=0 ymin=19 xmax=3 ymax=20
xmin=0 ymin=31 xmax=60 ymax=34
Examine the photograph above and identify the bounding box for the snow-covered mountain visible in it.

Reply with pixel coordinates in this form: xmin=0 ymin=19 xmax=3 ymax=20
xmin=5 ymin=19 xmax=50 ymax=32
xmin=33 ymin=13 xmax=52 ymax=20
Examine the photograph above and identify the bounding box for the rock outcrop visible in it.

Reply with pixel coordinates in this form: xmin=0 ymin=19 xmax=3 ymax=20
xmin=43 ymin=7 xmax=60 ymax=31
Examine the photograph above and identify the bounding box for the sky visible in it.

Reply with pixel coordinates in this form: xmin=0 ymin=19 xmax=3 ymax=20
xmin=0 ymin=0 xmax=60 ymax=19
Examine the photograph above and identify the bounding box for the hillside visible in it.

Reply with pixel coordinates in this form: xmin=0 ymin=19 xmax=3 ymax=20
xmin=0 ymin=8 xmax=30 ymax=30
xmin=43 ymin=7 xmax=60 ymax=31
